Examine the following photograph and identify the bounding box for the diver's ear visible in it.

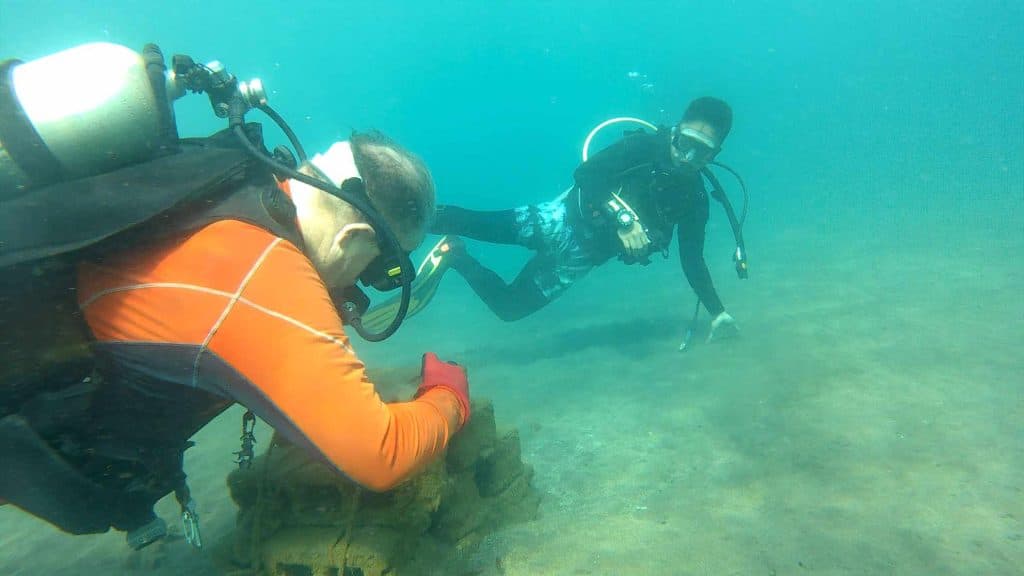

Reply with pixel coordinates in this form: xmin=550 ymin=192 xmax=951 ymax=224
xmin=329 ymin=223 xmax=377 ymax=259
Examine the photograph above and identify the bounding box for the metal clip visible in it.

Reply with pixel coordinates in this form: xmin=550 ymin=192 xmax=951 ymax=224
xmin=234 ymin=410 xmax=257 ymax=469
xmin=181 ymin=499 xmax=203 ymax=549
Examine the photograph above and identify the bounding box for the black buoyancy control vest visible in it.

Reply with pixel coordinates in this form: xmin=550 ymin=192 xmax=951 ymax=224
xmin=0 ymin=123 xmax=302 ymax=537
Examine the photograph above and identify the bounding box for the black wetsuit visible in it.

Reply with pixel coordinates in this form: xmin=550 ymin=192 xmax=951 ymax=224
xmin=432 ymin=127 xmax=726 ymax=320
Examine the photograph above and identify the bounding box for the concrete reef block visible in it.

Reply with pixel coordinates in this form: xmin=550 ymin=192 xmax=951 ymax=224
xmin=220 ymin=398 xmax=539 ymax=576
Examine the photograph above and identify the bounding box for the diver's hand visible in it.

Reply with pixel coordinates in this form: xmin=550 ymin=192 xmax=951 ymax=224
xmin=417 ymin=353 xmax=471 ymax=427
xmin=617 ymin=221 xmax=651 ymax=259
xmin=707 ymin=311 xmax=738 ymax=343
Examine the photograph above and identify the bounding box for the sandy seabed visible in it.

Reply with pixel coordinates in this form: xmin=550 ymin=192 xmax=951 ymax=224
xmin=2 ymin=195 xmax=1021 ymax=576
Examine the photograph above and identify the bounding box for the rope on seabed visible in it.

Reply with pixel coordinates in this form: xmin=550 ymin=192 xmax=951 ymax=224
xmin=241 ymin=428 xmax=363 ymax=574
xmin=331 ymin=486 xmax=363 ymax=571
xmin=248 ymin=432 xmax=279 ymax=574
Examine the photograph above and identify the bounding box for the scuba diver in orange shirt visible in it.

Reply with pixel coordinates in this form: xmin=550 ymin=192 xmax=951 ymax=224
xmin=0 ymin=42 xmax=469 ymax=550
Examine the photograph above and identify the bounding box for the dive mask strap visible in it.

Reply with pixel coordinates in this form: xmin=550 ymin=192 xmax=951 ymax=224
xmin=331 ymin=177 xmax=416 ymax=292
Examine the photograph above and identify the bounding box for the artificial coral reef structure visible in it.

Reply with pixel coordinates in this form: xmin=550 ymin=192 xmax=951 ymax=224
xmin=221 ymin=399 xmax=539 ymax=576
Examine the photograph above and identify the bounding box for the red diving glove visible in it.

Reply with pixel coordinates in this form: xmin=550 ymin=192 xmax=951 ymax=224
xmin=416 ymin=352 xmax=471 ymax=427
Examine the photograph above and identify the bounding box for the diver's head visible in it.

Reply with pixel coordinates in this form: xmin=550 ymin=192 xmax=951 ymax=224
xmin=293 ymin=131 xmax=435 ymax=289
xmin=671 ymin=97 xmax=732 ymax=170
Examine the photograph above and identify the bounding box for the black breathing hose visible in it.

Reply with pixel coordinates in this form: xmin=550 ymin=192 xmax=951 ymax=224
xmin=709 ymin=160 xmax=749 ymax=226
xmin=227 ymin=100 xmax=412 ymax=341
xmin=256 ymin=103 xmax=308 ymax=163
xmin=701 ymin=162 xmax=749 ymax=279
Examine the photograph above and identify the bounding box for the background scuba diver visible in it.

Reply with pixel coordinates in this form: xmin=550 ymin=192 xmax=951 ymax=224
xmin=0 ymin=43 xmax=470 ymax=550
xmin=430 ymin=97 xmax=741 ymax=344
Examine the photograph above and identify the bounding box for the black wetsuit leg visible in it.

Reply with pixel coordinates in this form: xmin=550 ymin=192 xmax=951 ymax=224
xmin=431 ymin=205 xmax=521 ymax=246
xmin=451 ymin=252 xmax=552 ymax=322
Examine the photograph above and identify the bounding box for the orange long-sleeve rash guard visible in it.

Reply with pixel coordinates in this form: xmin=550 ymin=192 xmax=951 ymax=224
xmin=77 ymin=219 xmax=462 ymax=492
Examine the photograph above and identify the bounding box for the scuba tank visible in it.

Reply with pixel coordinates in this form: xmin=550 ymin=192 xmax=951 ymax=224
xmin=0 ymin=43 xmax=179 ymax=198
xmin=0 ymin=41 xmax=404 ymax=341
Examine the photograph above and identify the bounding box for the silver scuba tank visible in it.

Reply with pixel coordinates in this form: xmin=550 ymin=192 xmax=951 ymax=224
xmin=0 ymin=42 xmax=176 ymax=200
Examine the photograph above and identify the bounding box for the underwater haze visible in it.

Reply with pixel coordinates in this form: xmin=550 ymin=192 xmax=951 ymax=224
xmin=1 ymin=1 xmax=1022 ymax=574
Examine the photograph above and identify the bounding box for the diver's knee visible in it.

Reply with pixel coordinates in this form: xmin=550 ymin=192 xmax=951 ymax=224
xmin=495 ymin=307 xmax=532 ymax=322
xmin=493 ymin=293 xmax=548 ymax=322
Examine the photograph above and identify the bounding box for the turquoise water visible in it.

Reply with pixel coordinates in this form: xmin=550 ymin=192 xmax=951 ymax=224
xmin=1 ymin=1 xmax=1022 ymax=574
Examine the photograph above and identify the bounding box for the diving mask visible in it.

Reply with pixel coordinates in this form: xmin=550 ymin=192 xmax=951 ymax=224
xmin=671 ymin=127 xmax=719 ymax=166
xmin=360 ymin=249 xmax=414 ymax=292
